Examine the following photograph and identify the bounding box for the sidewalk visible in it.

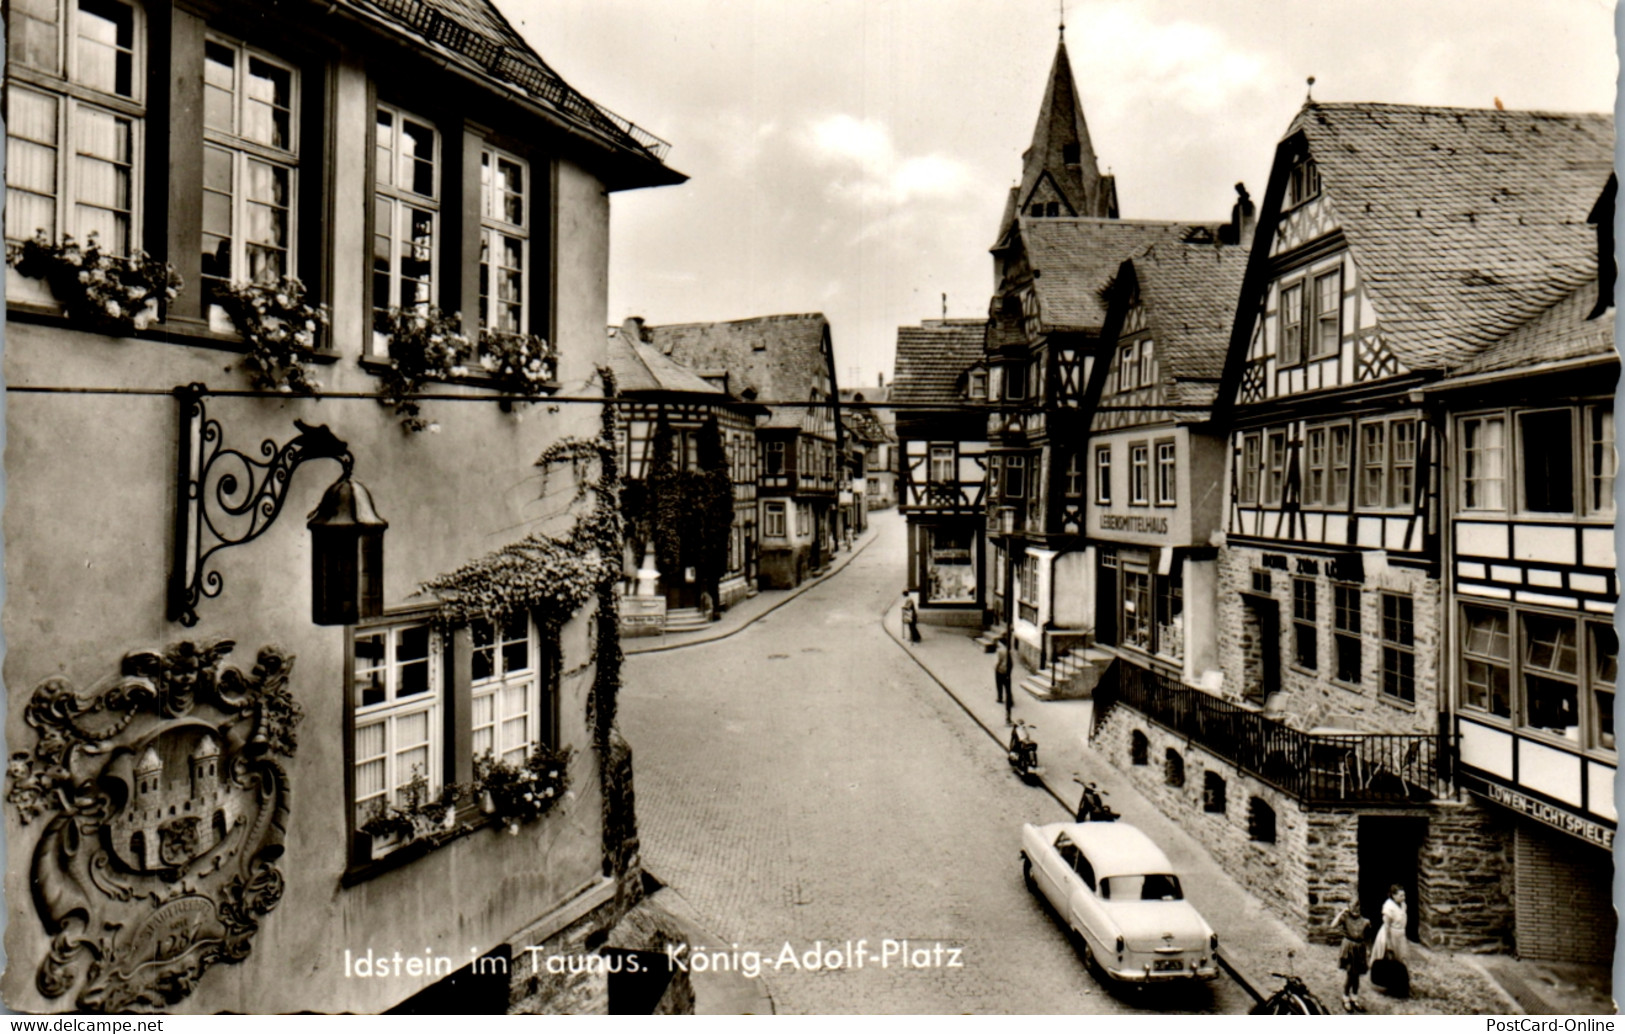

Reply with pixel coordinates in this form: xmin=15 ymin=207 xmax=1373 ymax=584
xmin=881 ymin=599 xmax=1559 ymax=1016
xmin=623 ymin=526 xmax=878 ymax=656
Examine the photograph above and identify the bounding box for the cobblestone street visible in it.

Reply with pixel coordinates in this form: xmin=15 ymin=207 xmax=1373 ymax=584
xmin=621 ymin=513 xmax=1250 ymax=1014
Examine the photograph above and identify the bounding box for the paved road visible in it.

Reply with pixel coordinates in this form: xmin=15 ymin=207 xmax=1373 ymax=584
xmin=621 ymin=512 xmax=1249 ymax=1014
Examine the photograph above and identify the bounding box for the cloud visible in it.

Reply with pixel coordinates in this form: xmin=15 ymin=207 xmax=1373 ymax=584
xmin=1082 ymin=3 xmax=1271 ymax=115
xmin=804 ymin=114 xmax=976 ymax=213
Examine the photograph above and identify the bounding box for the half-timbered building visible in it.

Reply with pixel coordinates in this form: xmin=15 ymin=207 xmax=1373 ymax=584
xmin=893 ymin=318 xmax=990 ymax=624
xmin=608 ymin=318 xmax=765 ymax=613
xmin=1179 ymin=101 xmax=1614 ymax=949
xmin=643 ymin=314 xmax=841 ymax=589
xmin=1423 ymin=173 xmax=1618 ymax=964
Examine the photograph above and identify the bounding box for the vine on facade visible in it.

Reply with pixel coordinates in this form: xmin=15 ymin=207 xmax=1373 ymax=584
xmin=639 ymin=411 xmax=733 ymax=610
xmin=7 ymin=230 xmax=182 ymax=336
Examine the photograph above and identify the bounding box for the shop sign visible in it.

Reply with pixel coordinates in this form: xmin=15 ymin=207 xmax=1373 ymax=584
xmin=1100 ymin=514 xmax=1168 ymax=534
xmin=1485 ymin=782 xmax=1615 ymax=848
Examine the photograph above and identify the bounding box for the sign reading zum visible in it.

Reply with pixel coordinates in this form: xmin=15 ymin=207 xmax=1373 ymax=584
xmin=620 ymin=596 xmax=668 ymax=637
xmin=1100 ymin=514 xmax=1169 ymax=535
xmin=1485 ymin=782 xmax=1615 ymax=848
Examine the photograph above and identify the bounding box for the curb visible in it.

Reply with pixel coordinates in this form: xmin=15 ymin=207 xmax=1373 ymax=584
xmin=623 ymin=531 xmax=878 ymax=655
xmin=879 ymin=602 xmax=1266 ymax=1007
xmin=640 ymin=874 xmax=778 ymax=1015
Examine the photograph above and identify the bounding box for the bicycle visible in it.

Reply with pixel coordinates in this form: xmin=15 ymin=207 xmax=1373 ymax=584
xmin=1248 ymin=952 xmax=1329 ymax=1015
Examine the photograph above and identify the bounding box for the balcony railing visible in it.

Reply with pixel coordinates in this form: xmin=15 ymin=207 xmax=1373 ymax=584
xmin=1096 ymin=660 xmax=1444 ymax=806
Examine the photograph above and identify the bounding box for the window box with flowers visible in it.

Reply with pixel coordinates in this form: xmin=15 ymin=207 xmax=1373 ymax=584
xmin=478 ymin=328 xmax=557 ymax=404
xmin=7 ymin=231 xmax=181 ymax=335
xmin=473 ymin=744 xmax=572 ymax=836
xmin=373 ymin=306 xmax=473 ymax=432
xmin=213 ymin=276 xmax=332 ymax=394
xmin=356 ymin=772 xmax=464 ymax=861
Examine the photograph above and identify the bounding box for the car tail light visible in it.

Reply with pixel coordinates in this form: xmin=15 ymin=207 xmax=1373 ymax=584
xmin=1210 ymin=933 xmax=1219 ymax=952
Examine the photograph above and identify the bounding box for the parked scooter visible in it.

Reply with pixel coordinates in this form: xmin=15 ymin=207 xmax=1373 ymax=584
xmin=1072 ymin=776 xmax=1120 ymax=822
xmin=1007 ymin=720 xmax=1044 ymax=783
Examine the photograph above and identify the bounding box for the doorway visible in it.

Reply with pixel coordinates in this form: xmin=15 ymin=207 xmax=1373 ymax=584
xmin=1240 ymin=594 xmax=1279 ymax=704
xmin=1358 ymin=815 xmax=1426 ymax=942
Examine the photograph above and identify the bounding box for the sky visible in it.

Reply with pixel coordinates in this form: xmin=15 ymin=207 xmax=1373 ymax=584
xmin=494 ymin=0 xmax=1618 ymax=391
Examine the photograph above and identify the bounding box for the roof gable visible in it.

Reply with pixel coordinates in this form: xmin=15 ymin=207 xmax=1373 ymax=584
xmin=643 ymin=314 xmax=835 ymax=428
xmin=1019 ymin=218 xmax=1213 ymax=333
xmin=892 ymin=320 xmax=987 ymax=405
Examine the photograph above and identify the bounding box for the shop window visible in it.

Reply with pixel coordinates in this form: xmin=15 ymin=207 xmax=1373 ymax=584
xmin=1130 ymin=443 xmax=1150 ymax=505
xmin=1461 ymin=415 xmax=1507 ymax=510
xmin=478 ymin=144 xmax=528 ymax=334
xmin=1522 ymin=613 xmax=1579 ymax=742
xmin=1130 ymin=730 xmax=1149 ymax=766
xmin=1310 ymin=268 xmax=1342 ymax=358
xmin=1122 ymin=567 xmax=1152 ymax=651
xmin=1519 ymin=409 xmax=1575 ymax=514
xmin=1095 ymin=446 xmax=1112 ymax=504
xmin=763 ymin=501 xmax=786 ymax=538
xmin=1333 ymin=583 xmax=1362 ymax=684
xmin=1248 ymin=798 xmax=1276 ymax=843
xmin=1461 ymin=605 xmax=1512 ymax=719
xmin=926 ymin=527 xmax=976 ymax=604
xmin=351 ymin=620 xmax=440 ymax=829
xmin=1164 ymin=748 xmax=1184 ymax=787
xmin=1154 ymin=568 xmax=1184 ymax=661
xmin=1380 ymin=593 xmax=1415 ymax=704
xmin=1155 ymin=440 xmax=1176 ymax=505
xmin=1292 ymin=577 xmax=1317 ymax=670
xmin=1203 ymin=771 xmax=1226 ymax=814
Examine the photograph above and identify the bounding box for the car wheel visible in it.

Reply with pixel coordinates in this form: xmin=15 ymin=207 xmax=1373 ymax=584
xmin=1079 ymin=937 xmax=1096 ymax=973
xmin=1021 ymin=856 xmax=1036 ymax=894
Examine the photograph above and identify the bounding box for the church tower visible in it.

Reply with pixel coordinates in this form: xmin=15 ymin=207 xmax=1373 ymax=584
xmin=996 ymin=27 xmax=1118 ymax=247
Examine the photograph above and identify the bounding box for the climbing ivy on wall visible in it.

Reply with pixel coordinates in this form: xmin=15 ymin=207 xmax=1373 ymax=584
xmin=634 ymin=410 xmax=734 ymax=607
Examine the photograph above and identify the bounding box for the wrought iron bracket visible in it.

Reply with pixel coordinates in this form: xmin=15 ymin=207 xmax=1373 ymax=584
xmin=168 ymin=383 xmax=354 ymax=626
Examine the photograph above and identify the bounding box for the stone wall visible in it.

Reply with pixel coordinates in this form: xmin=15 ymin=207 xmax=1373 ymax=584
xmin=1513 ymin=822 xmax=1615 ymax=963
xmin=1416 ymin=800 xmax=1514 ymax=953
xmin=1215 ymin=545 xmax=1442 ymax=735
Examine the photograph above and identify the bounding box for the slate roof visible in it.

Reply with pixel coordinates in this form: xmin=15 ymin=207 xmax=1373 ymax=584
xmin=891 ymin=319 xmax=987 ymax=405
xmin=1127 ymin=242 xmax=1250 ymax=407
xmin=1291 ymin=102 xmax=1613 ymax=368
xmin=642 ymin=315 xmax=834 ymax=429
xmin=1021 ymin=217 xmax=1211 ymax=333
xmin=1442 ymin=280 xmax=1616 ymax=380
xmin=607 ymin=330 xmax=727 ymax=397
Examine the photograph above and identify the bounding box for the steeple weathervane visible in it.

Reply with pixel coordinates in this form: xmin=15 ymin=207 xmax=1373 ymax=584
xmin=1059 ymin=0 xmax=1065 ymax=38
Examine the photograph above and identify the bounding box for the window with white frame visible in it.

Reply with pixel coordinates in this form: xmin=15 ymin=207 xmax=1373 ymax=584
xmin=764 ymin=440 xmax=785 ymax=475
xmin=1380 ymin=592 xmax=1415 ymax=704
xmin=478 ymin=145 xmax=528 ymax=334
xmin=351 ymin=620 xmax=440 ymax=828
xmin=1005 ymin=455 xmax=1026 ymax=500
xmin=1310 ymin=269 xmax=1342 ymax=358
xmin=1461 ymin=606 xmax=1616 ymax=754
xmin=201 ymin=35 xmax=298 ymax=308
xmin=7 ymin=0 xmax=145 ymax=257
xmin=1238 ymin=433 xmax=1261 ymax=505
xmin=1064 ymin=452 xmax=1084 ymax=498
xmin=1287 ymin=155 xmax=1320 ymax=208
xmin=1122 ymin=565 xmax=1152 ymax=650
xmin=1117 ymin=343 xmax=1136 ymax=393
xmin=1263 ymin=430 xmax=1287 ymax=505
xmin=470 ymin=613 xmax=538 ymax=767
xmin=930 ymin=445 xmax=955 ymax=484
xmin=1359 ymin=421 xmax=1386 ymax=508
xmin=796 ymin=503 xmax=809 ymax=537
xmin=1137 ymin=340 xmax=1155 ymax=387
xmin=1278 ymin=283 xmax=1303 ymax=366
xmin=1095 ymin=445 xmax=1112 ymax=504
xmin=1155 ymin=440 xmax=1176 ymax=505
xmin=967 ymin=368 xmax=987 ymax=400
xmin=1587 ymin=404 xmax=1615 ymax=516
xmin=1461 ymin=604 xmax=1511 ymax=719
xmin=1328 ymin=425 xmax=1351 ymax=506
xmin=1590 ymin=622 xmax=1616 ymax=751
xmin=1129 ymin=443 xmax=1150 ymax=505
xmin=1460 ymin=414 xmax=1507 ymax=510
xmin=1357 ymin=417 xmax=1417 ymax=510
xmin=372 ymin=102 xmax=438 ymax=327
xmin=763 ymin=500 xmax=786 ymax=538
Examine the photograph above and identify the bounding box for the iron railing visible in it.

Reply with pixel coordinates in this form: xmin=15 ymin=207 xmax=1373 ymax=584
xmin=1097 ymin=659 xmax=1444 ymax=806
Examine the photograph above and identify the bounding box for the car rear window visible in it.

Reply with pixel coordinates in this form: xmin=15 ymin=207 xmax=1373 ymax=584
xmin=1099 ymin=874 xmax=1183 ymax=901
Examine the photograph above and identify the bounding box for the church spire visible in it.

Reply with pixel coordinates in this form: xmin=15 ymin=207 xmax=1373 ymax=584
xmin=1011 ymin=34 xmax=1116 ymax=228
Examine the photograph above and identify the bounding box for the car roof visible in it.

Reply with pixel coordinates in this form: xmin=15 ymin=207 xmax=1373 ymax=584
xmin=1053 ymin=822 xmax=1174 ymax=878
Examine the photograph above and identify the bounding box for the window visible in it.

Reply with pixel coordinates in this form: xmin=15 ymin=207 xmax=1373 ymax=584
xmin=1155 ymin=440 xmax=1177 ymax=505
xmin=1380 ymin=593 xmax=1415 ymax=704
xmin=1122 ymin=568 xmax=1152 ymax=650
xmin=1461 ymin=415 xmax=1507 ymax=510
xmin=1334 ymin=583 xmax=1362 ymax=684
xmin=1155 ymin=568 xmax=1183 ymax=660
xmin=6 ymin=0 xmax=143 ymax=254
xmin=1203 ymin=771 xmax=1227 ymax=814
xmin=1130 ymin=730 xmax=1149 ymax=766
xmin=1590 ymin=622 xmax=1616 ymax=751
xmin=1293 ymin=577 xmax=1317 ymax=670
xmin=1239 ymin=433 xmax=1261 ymax=504
xmin=1389 ymin=420 xmax=1417 ymax=508
xmin=1328 ymin=425 xmax=1352 ymax=507
xmin=929 ymin=446 xmax=955 ymax=484
xmin=1045 ymin=201 xmax=1059 ymax=217
xmin=1304 ymin=427 xmax=1327 ymax=505
xmin=764 ymin=440 xmax=785 ymax=475
xmin=1288 ymin=156 xmax=1320 ymax=207
xmin=1064 ymin=453 xmax=1084 ymax=498
xmin=1251 ymin=569 xmax=1272 ymax=594
xmin=763 ymin=501 xmax=786 ymax=538
xmin=1263 ymin=430 xmax=1287 ymax=505
xmin=202 ymin=37 xmax=298 ymax=308
xmin=1062 ymin=142 xmax=1081 ymax=164
xmin=1100 ymin=874 xmax=1183 ymax=902
xmin=1311 ymin=269 xmax=1342 ymax=358
xmin=1461 ymin=605 xmax=1511 ymax=719
xmin=1029 ymin=203 xmax=1044 ymax=218
xmin=352 ymin=621 xmax=440 ymax=828
xmin=796 ymin=504 xmax=809 ymax=537
xmin=1005 ymin=361 xmax=1027 ymax=402
xmin=1359 ymin=422 xmax=1386 ymax=508
xmin=967 ymin=369 xmax=987 ymax=400
xmin=1587 ymin=405 xmax=1615 ymax=516
xmin=1005 ymin=455 xmax=1026 ymax=500
xmin=1522 ymin=614 xmax=1579 ymax=742
xmin=1130 ymin=444 xmax=1150 ymax=505
xmin=1248 ymin=798 xmax=1277 ymax=843
xmin=470 ymin=614 xmax=539 ymax=766
xmin=372 ymin=102 xmax=438 ymax=325
xmin=1278 ymin=283 xmax=1303 ymax=366
xmin=1117 ymin=343 xmax=1136 ymax=393
xmin=1095 ymin=446 xmax=1112 ymax=504
xmin=1165 ymin=748 xmax=1185 ymax=787
xmin=478 ymin=145 xmax=528 ymax=333
xmin=1137 ymin=340 xmax=1155 ymax=387
xmin=1520 ymin=409 xmax=1575 ymax=514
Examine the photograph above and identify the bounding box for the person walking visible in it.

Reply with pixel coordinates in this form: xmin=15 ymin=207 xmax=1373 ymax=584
xmin=994 ymin=638 xmax=1013 ymax=724
xmin=1369 ymin=884 xmax=1410 ymax=997
xmin=1328 ymin=891 xmax=1370 ymax=1012
xmin=901 ymin=594 xmax=920 ymax=643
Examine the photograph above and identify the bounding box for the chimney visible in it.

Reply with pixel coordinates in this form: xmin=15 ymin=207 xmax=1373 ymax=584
xmin=1224 ymin=182 xmax=1256 ymax=246
xmin=877 ymin=372 xmax=884 ymax=388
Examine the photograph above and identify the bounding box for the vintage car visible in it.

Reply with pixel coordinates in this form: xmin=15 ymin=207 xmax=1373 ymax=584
xmin=1020 ymin=821 xmax=1219 ymax=983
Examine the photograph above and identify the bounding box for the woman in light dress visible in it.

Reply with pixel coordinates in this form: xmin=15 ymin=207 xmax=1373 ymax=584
xmin=1370 ymin=884 xmax=1408 ymax=965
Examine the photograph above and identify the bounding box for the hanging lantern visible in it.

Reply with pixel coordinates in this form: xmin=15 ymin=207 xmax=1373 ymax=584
xmin=307 ymin=477 xmax=388 ymax=626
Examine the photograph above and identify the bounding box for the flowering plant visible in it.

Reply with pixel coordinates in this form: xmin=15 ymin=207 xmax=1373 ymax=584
xmin=474 ymin=744 xmax=573 ymax=835
xmin=7 ymin=230 xmax=182 ymax=335
xmin=358 ymin=771 xmax=465 ymax=846
xmin=478 ymin=329 xmax=557 ymax=400
xmin=213 ymin=276 xmax=330 ymax=393
xmin=374 ymin=307 xmax=472 ymax=432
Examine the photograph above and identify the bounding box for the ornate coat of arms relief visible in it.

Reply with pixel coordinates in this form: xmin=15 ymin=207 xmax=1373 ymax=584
xmin=7 ymin=640 xmax=304 ymax=1012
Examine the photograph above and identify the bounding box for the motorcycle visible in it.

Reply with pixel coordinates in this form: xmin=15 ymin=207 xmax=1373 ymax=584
xmin=1007 ymin=720 xmax=1044 ymax=783
xmin=1072 ymin=777 xmax=1120 ymax=822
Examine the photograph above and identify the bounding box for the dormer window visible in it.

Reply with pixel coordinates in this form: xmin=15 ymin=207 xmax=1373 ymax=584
xmin=1287 ymin=155 xmax=1320 ymax=208
xmin=967 ymin=368 xmax=987 ymax=400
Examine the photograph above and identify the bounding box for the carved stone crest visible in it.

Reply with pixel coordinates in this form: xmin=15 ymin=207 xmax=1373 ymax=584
xmin=7 ymin=640 xmax=303 ymax=1012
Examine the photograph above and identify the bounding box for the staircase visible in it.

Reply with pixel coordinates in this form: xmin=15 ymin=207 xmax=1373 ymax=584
xmin=662 ymin=607 xmax=712 ymax=633
xmin=1019 ymin=646 xmax=1115 ymax=701
xmin=972 ymin=625 xmax=1007 ymax=653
